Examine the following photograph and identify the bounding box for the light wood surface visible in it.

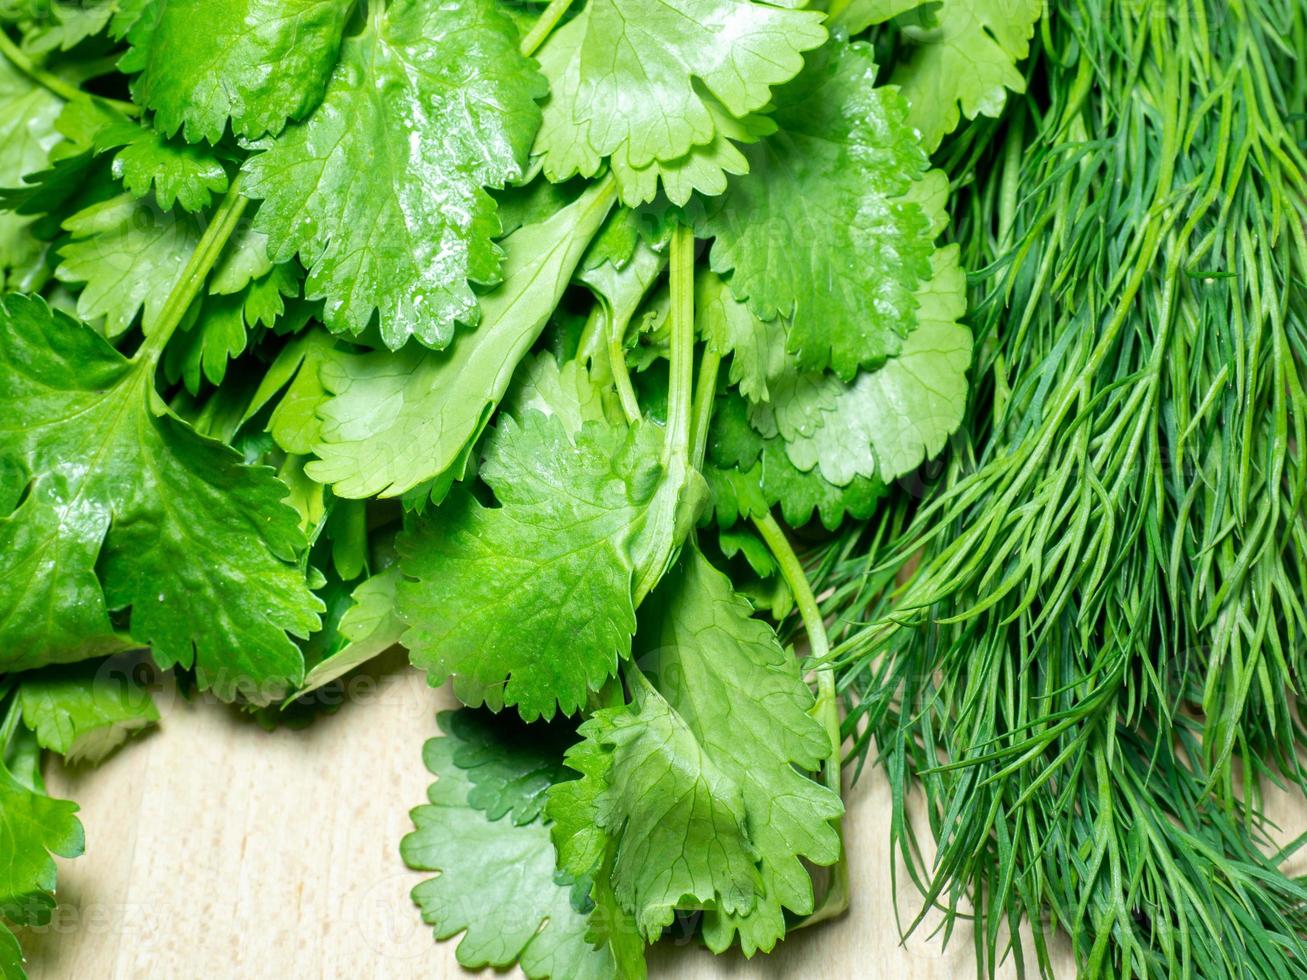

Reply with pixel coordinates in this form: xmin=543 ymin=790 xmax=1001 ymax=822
xmin=15 ymin=653 xmax=1299 ymax=979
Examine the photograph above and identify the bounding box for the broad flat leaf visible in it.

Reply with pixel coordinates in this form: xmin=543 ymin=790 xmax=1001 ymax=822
xmin=552 ymin=686 xmax=762 ymax=940
xmin=533 ymin=0 xmax=825 ymax=205
xmin=0 ymin=54 xmax=62 ymax=289
xmin=122 ymin=0 xmax=354 ymax=143
xmin=764 ymin=246 xmax=972 ymax=484
xmin=397 ymin=408 xmax=662 ymax=721
xmin=104 ymin=121 xmax=228 ymax=212
xmin=401 ymin=722 xmax=622 ymax=980
xmin=242 ymin=329 xmax=338 ymax=457
xmin=501 ymin=354 xmax=621 ymax=438
xmin=294 ymin=566 xmax=406 ymax=700
xmin=441 ymin=709 xmax=573 ymax=826
xmin=889 ymin=0 xmax=1042 ymax=151
xmin=606 ymin=98 xmax=776 ymax=207
xmin=697 ymin=41 xmax=937 ymax=379
xmin=697 ymin=270 xmax=786 ymax=402
xmin=242 ymin=0 xmax=544 ymax=349
xmin=164 ymin=264 xmax=299 ymax=393
xmin=55 ymin=193 xmax=200 ymax=337
xmin=698 ymin=266 xmax=849 ymax=437
xmin=833 ymin=0 xmax=925 ymax=33
xmin=307 ymin=179 xmax=616 ymax=498
xmin=0 ymin=751 xmax=83 ymax=926
xmin=706 ymin=394 xmax=887 ymax=530
xmin=640 ymin=550 xmax=842 ymax=954
xmin=12 ymin=0 xmax=115 ymax=53
xmin=19 ymin=658 xmax=158 ymax=763
xmin=0 ymin=295 xmax=321 ymax=702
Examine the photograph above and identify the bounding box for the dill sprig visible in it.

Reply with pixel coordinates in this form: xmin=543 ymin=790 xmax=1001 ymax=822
xmin=822 ymin=1 xmax=1307 ymax=975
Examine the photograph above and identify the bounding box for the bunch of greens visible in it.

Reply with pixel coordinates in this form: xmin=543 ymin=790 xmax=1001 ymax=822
xmin=823 ymin=0 xmax=1307 ymax=977
xmin=0 ymin=0 xmax=1049 ymax=976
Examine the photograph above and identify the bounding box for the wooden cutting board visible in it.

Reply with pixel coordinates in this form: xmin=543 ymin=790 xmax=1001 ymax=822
xmin=21 ymin=651 xmax=1296 ymax=979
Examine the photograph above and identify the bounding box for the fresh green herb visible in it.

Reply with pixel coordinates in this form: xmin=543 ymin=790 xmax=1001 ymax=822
xmin=824 ymin=1 xmax=1307 ymax=977
xmin=0 ymin=0 xmax=1038 ymax=975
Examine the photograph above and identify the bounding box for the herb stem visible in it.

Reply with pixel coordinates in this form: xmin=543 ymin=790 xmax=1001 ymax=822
xmin=689 ymin=346 xmax=721 ymax=472
xmin=608 ymin=309 xmax=641 ymax=425
xmin=750 ymin=510 xmax=848 ymax=923
xmin=665 ymin=224 xmax=695 ymax=470
xmin=137 ymin=176 xmax=249 ymax=365
xmin=519 ymin=0 xmax=573 ymax=57
xmin=0 ymin=29 xmax=140 ymax=116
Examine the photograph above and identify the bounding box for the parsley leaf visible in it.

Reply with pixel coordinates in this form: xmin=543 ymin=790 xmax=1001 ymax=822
xmin=242 ymin=0 xmax=544 ymax=349
xmin=697 ymin=41 xmax=937 ymax=379
xmin=553 ymin=686 xmax=763 ymax=940
xmin=0 ymin=295 xmax=321 ymax=702
xmin=122 ymin=0 xmax=354 ymax=143
xmin=401 ymin=713 xmax=627 ymax=980
xmin=18 ymin=657 xmax=159 ymax=764
xmin=639 ymin=550 xmax=842 ymax=953
xmin=55 ymin=192 xmax=200 ymax=337
xmin=0 ymin=720 xmax=83 ymax=930
xmin=760 ymin=247 xmax=971 ymax=485
xmin=706 ymin=393 xmax=887 ymax=530
xmin=306 ymin=178 xmax=616 ymax=498
xmin=533 ymin=0 xmax=825 ymax=205
xmin=549 ymin=550 xmax=841 ymax=948
xmin=885 ymin=0 xmax=1042 ymax=151
xmin=397 ymin=406 xmax=662 ymax=721
xmin=0 ymin=53 xmax=61 ymax=290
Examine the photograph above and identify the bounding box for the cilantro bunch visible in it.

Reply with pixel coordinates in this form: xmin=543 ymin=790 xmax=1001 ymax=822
xmin=0 ymin=1 xmax=1040 ymax=976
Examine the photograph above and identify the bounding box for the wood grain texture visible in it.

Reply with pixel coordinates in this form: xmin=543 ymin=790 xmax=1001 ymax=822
xmin=16 ymin=656 xmax=1303 ymax=979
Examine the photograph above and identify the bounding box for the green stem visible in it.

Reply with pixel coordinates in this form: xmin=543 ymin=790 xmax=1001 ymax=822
xmin=519 ymin=0 xmax=573 ymax=57
xmin=0 ymin=691 xmax=21 ymax=750
xmin=608 ymin=309 xmax=641 ymax=425
xmin=630 ymin=225 xmax=695 ymax=606
xmin=665 ymin=224 xmax=695 ymax=469
xmin=689 ymin=346 xmax=721 ymax=472
xmin=750 ymin=511 xmax=848 ymax=924
xmin=0 ymin=29 xmax=140 ymax=116
xmin=137 ymin=176 xmax=249 ymax=365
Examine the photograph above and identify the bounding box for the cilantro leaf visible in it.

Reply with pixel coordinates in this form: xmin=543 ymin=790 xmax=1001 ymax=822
xmin=104 ymin=122 xmax=228 ymax=213
xmin=9 ymin=0 xmax=116 ymax=53
xmin=533 ymin=0 xmax=825 ymax=205
xmin=122 ymin=0 xmax=354 ymax=143
xmin=555 ymin=687 xmax=763 ymax=940
xmin=0 ymin=54 xmax=62 ymax=290
xmin=401 ymin=715 xmax=624 ymax=980
xmin=242 ymin=328 xmax=337 ymax=457
xmin=440 ymin=708 xmax=573 ymax=827
xmin=706 ymin=393 xmax=887 ymax=530
xmin=307 ymin=179 xmax=616 ymax=498
xmin=0 ymin=295 xmax=321 ymax=702
xmin=549 ymin=549 xmax=842 ymax=948
xmin=697 ymin=40 xmax=937 ymax=379
xmin=697 ymin=269 xmax=787 ymax=403
xmin=55 ymin=192 xmax=200 ymax=337
xmin=294 ymin=566 xmax=405 ymax=701
xmin=397 ymin=408 xmax=662 ymax=721
xmin=761 ymin=246 xmax=971 ymax=485
xmin=640 ymin=550 xmax=842 ymax=954
xmin=242 ymin=0 xmax=544 ymax=349
xmin=18 ymin=658 xmax=159 ymax=764
xmin=0 ymin=728 xmax=83 ymax=928
xmin=886 ymin=0 xmax=1042 ymax=151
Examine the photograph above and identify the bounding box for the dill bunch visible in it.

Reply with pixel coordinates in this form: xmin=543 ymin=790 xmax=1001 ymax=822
xmin=823 ymin=0 xmax=1307 ymax=975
